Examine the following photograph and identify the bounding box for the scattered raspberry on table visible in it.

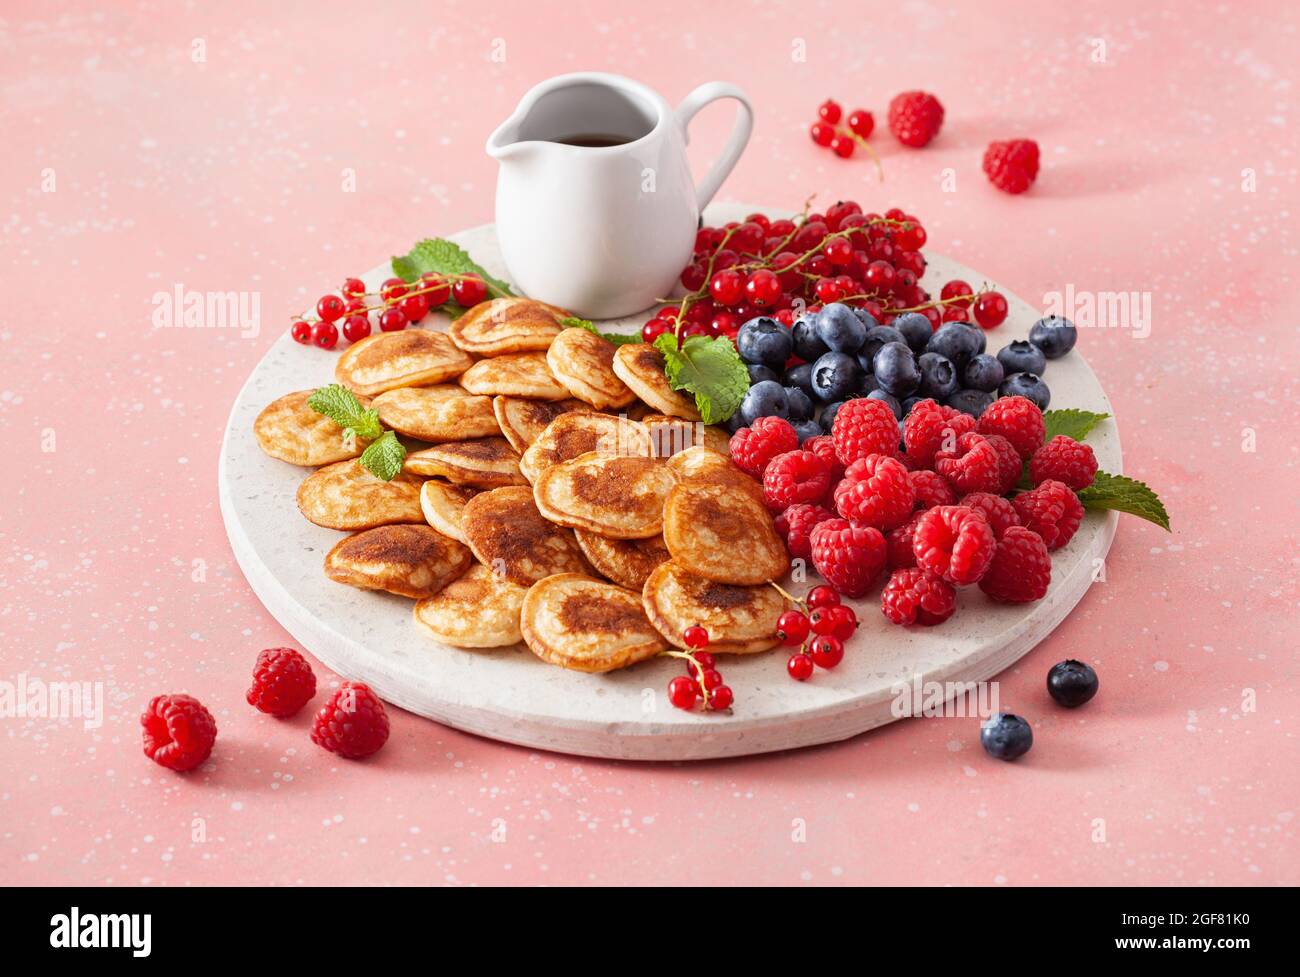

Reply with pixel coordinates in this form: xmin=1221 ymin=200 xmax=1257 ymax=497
xmin=141 ymin=693 xmax=217 ymax=772
xmin=311 ymin=682 xmax=391 ymax=759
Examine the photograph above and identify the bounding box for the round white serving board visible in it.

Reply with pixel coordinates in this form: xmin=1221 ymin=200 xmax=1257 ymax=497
xmin=219 ymin=203 xmax=1119 ymax=761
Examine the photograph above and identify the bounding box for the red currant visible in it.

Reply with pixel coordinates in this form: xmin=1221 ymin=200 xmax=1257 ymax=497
xmin=895 ymin=222 xmax=927 ymax=252
xmin=943 ymin=304 xmax=971 ymax=322
xmin=814 ymin=277 xmax=842 ymax=303
xmin=824 ymin=237 xmax=853 ymax=266
xmin=667 ymin=675 xmax=700 ymax=710
xmin=777 ymin=610 xmax=810 ymax=646
xmin=809 ymin=635 xmax=844 ymax=669
xmin=787 ymin=654 xmax=814 ymax=682
xmin=830 ymin=135 xmax=855 ymax=158
xmin=420 ymin=276 xmax=451 ymax=306
xmin=940 ymin=280 xmax=974 ymax=307
xmin=818 ymin=99 xmax=843 ymax=124
xmin=791 ymin=221 xmax=829 ymax=251
xmin=311 ymin=320 xmax=338 ymax=350
xmin=690 ymin=651 xmax=716 ymax=672
xmin=828 ymin=604 xmax=858 ymax=640
xmin=342 ymin=278 xmax=367 ymax=298
xmin=379 ymin=307 xmax=408 ymax=332
xmin=398 ymin=294 xmax=430 ymax=322
xmin=809 ymin=606 xmax=837 ymax=636
xmin=921 ymin=305 xmax=942 ymax=331
xmin=681 ymin=262 xmax=707 ymax=291
xmin=709 ymin=270 xmax=744 ymax=306
xmin=380 ymin=277 xmax=408 ymax=302
xmin=846 ymin=110 xmax=874 ymax=138
xmin=642 ymin=318 xmax=672 ymax=344
xmin=806 ymin=586 xmax=841 ymax=609
xmin=730 ymin=221 xmax=765 ymax=254
xmin=452 ymin=276 xmax=488 ymax=307
xmin=709 ymin=311 xmax=738 ymax=337
xmin=700 ymin=669 xmax=723 ymax=692
xmin=341 ymin=314 xmax=370 ymax=343
xmin=864 ymin=260 xmax=896 ymax=291
xmin=290 ymin=319 xmax=312 ymax=344
xmin=745 ymin=269 xmax=781 ymax=307
xmin=973 ymin=290 xmax=1008 ymax=329
xmin=708 ymin=685 xmax=734 ymax=711
xmin=682 ymin=624 xmax=710 ymax=649
xmin=316 ymin=294 xmax=346 ymax=323
xmin=712 ymin=248 xmax=739 ymax=271
xmin=774 ymin=309 xmax=795 ymax=328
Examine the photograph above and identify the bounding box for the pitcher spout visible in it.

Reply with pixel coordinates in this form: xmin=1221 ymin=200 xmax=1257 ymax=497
xmin=485 ymin=116 xmax=534 ymax=161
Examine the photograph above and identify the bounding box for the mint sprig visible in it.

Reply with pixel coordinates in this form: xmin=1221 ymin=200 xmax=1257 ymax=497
xmin=558 ymin=316 xmax=641 ymax=347
xmin=391 ymin=238 xmax=514 ymax=298
xmin=1078 ymin=471 xmax=1170 ymax=531
xmin=653 ymin=333 xmax=749 ymax=424
xmin=358 ymin=430 xmax=407 ymax=482
xmin=1043 ymin=408 xmax=1109 ymax=441
xmin=307 ymin=384 xmax=406 ymax=481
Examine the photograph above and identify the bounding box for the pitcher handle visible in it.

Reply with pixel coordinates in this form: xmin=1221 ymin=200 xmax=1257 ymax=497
xmin=675 ymin=82 xmax=754 ymax=211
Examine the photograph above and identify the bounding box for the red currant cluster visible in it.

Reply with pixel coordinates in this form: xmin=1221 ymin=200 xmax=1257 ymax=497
xmin=289 ymin=273 xmax=490 ymax=350
xmin=665 ymin=626 xmax=734 ymax=712
xmin=773 ymin=584 xmax=857 ymax=681
xmin=809 ymin=99 xmax=876 ymax=161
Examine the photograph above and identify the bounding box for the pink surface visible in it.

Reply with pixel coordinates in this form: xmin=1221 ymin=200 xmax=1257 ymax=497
xmin=3 ymin=0 xmax=1297 ymax=885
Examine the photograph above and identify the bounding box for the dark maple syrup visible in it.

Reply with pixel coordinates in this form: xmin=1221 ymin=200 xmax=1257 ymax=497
xmin=553 ymin=132 xmax=631 ymax=147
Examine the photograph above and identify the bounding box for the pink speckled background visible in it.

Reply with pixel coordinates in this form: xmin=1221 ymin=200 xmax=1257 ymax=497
xmin=3 ymin=0 xmax=1298 ymax=885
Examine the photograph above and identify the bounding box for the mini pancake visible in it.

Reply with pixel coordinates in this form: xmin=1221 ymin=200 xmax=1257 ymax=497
xmin=448 ymin=296 xmax=569 ymax=355
xmin=533 ymin=451 xmax=677 ymax=539
xmin=323 ymin=524 xmax=472 ymax=599
xmin=520 ymin=573 xmax=667 ymax=673
xmin=667 ymin=445 xmax=765 ymax=505
xmin=458 ymin=352 xmax=570 ymax=400
xmin=641 ymin=414 xmax=731 ymax=459
xmin=460 ymin=486 xmax=589 ymax=587
xmin=546 ymin=328 xmax=637 ymax=410
xmin=296 ymin=460 xmax=425 ymax=531
xmin=404 ymin=437 xmax=526 ymax=488
xmin=335 ymin=329 xmax=474 ymax=397
xmin=492 ymin=395 xmax=592 ymax=453
xmin=611 ymin=343 xmax=701 ymax=421
xmin=372 ymin=385 xmax=500 ymax=441
xmin=574 ymin=530 xmax=671 ymax=592
xmin=662 ymin=481 xmax=788 ymax=584
xmin=518 ymin=412 xmax=652 ymax=484
xmin=642 ymin=562 xmax=788 ymax=654
xmin=419 ymin=481 xmax=478 ymax=544
xmin=413 ymin=564 xmax=528 ymax=649
xmin=254 ymin=390 xmax=369 ymax=467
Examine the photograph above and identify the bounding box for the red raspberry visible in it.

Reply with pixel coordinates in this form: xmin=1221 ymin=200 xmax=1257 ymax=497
xmin=978 ymin=395 xmax=1045 ymax=460
xmin=1029 ymin=435 xmax=1098 ymax=490
xmin=888 ymin=91 xmax=944 ymax=147
xmin=1013 ymin=480 xmax=1084 ymax=551
xmin=912 ymin=505 xmax=996 ymax=585
xmin=832 ymin=398 xmax=900 ymax=466
xmin=310 ymin=682 xmax=390 ymax=759
xmin=903 ymin=398 xmax=976 ymax=469
xmin=979 ymin=526 xmax=1052 ymax=602
xmin=886 ymin=512 xmax=923 ymax=569
xmin=763 ymin=449 xmax=832 ymax=512
xmin=774 ymin=503 xmax=836 ymax=560
xmin=810 ymin=518 xmax=887 ymax=598
xmin=803 ymin=434 xmax=844 ymax=481
xmin=729 ymin=416 xmax=799 ymax=478
xmin=246 ymin=647 xmax=317 ymax=718
xmin=833 ymin=454 xmax=914 ymax=531
xmin=881 ymin=568 xmax=957 ymax=626
xmin=141 ymin=694 xmax=217 ymax=772
xmin=909 ymin=469 xmax=957 ymax=510
xmin=935 ymin=432 xmax=1018 ymax=495
xmin=959 ymin=492 xmax=1022 ymax=538
xmin=983 ymin=139 xmax=1040 ymax=194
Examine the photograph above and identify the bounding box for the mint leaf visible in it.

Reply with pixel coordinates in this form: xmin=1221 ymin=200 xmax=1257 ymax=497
xmin=559 ymin=316 xmax=641 ymax=347
xmin=1077 ymin=471 xmax=1170 ymax=531
xmin=1043 ymin=408 xmax=1109 ymax=442
xmin=359 ymin=430 xmax=407 ymax=482
xmin=307 ymin=384 xmax=383 ymax=441
xmin=653 ymin=333 xmax=749 ymax=424
xmin=391 ymin=238 xmax=514 ymax=298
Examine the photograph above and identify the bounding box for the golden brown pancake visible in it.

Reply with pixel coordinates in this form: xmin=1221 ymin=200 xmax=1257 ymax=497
xmin=460 ymin=486 xmax=589 ymax=587
xmin=518 ymin=412 xmax=652 ymax=484
xmin=546 ymin=328 xmax=637 ymax=410
xmin=448 ymin=297 xmax=568 ymax=355
xmin=335 ymin=329 xmax=474 ymax=397
xmin=611 ymin=343 xmax=701 ymax=420
xmin=667 ymin=445 xmax=765 ymax=504
xmin=254 ymin=390 xmax=369 ymax=467
xmin=520 ymin=573 xmax=667 ymax=673
xmin=532 ymin=451 xmax=677 ymax=539
xmin=492 ymin=395 xmax=592 ymax=453
xmin=641 ymin=414 xmax=731 ymax=459
xmin=419 ymin=480 xmax=478 ymax=544
xmin=662 ymin=481 xmax=788 ymax=584
xmin=458 ymin=352 xmax=570 ymax=400
xmin=574 ymin=531 xmax=671 ymax=591
xmin=413 ymin=564 xmax=528 ymax=648
xmin=372 ymin=385 xmax=500 ymax=441
xmin=323 ymin=524 xmax=472 ymax=599
xmin=404 ymin=437 xmax=526 ymax=487
xmin=296 ymin=460 xmax=425 ymax=531
xmin=642 ymin=562 xmax=788 ymax=654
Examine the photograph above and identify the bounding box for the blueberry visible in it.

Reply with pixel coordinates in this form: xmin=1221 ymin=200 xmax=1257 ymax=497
xmin=747 ymin=363 xmax=780 ymax=385
xmin=792 ymin=418 xmax=823 ymax=444
xmin=723 ymin=410 xmax=746 ymax=435
xmin=1047 ymin=660 xmax=1099 ymax=708
xmin=1028 ymin=315 xmax=1077 ymax=359
xmin=946 ymin=388 xmax=994 ymax=417
xmin=873 ymin=341 xmax=921 ymax=398
xmin=866 ymin=389 xmax=902 ymax=419
xmin=819 ymin=398 xmax=854 ymax=433
xmin=916 ymin=352 xmax=959 ymax=400
xmin=980 ymin=713 xmax=1033 ymax=761
xmin=996 ymin=339 xmax=1047 ymax=377
xmin=815 ymin=303 xmax=867 ymax=353
xmin=892 ymin=312 xmax=932 ymax=353
xmin=926 ymin=322 xmax=984 ymax=369
xmin=739 ymin=379 xmax=789 ymax=424
xmin=901 ymin=396 xmax=924 ymax=416
xmin=783 ymin=362 xmax=814 ymax=397
xmin=785 ymin=386 xmax=814 ymax=422
xmin=791 ymin=312 xmax=829 ymax=362
xmin=853 ymin=307 xmax=881 ymax=331
xmin=809 ymin=351 xmax=861 ymax=403
xmin=736 ymin=316 xmax=793 ymax=369
xmin=999 ymin=372 xmax=1051 ymax=410
xmin=961 ymin=354 xmax=1004 ymax=393
xmin=857 ymin=370 xmax=880 ymax=394
xmin=861 ymin=325 xmax=906 ymax=365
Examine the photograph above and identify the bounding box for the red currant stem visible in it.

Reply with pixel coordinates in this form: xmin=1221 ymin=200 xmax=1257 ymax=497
xmin=660 ymin=650 xmax=712 ymax=708
xmin=293 ymin=276 xmax=473 ymax=324
xmin=842 ymin=129 xmax=884 ymax=182
xmin=674 ymin=225 xmax=740 ymax=343
xmin=766 ymin=580 xmax=806 ymax=613
xmin=890 ymin=290 xmax=986 ymax=315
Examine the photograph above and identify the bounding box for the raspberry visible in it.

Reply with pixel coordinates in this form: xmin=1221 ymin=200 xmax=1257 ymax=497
xmin=983 ymin=139 xmax=1040 ymax=194
xmin=833 ymin=454 xmax=915 ymax=531
xmin=979 ymin=526 xmax=1052 ymax=603
xmin=959 ymin=492 xmax=1022 ymax=538
xmin=803 ymin=434 xmax=844 ymax=481
xmin=810 ymin=518 xmax=887 ymax=598
xmin=310 ymin=682 xmax=391 ymax=759
xmin=912 ymin=505 xmax=997 ymax=585
xmin=775 ymin=503 xmax=837 ymax=561
xmin=881 ymin=568 xmax=957 ymax=626
xmin=763 ymin=449 xmax=832 ymax=512
xmin=909 ymin=469 xmax=957 ymax=510
xmin=935 ymin=432 xmax=1018 ymax=495
xmin=141 ymin=694 xmax=217 ymax=772
xmin=246 ymin=647 xmax=317 ymax=718
xmin=903 ymin=398 xmax=976 ymax=469
xmin=1013 ymin=480 xmax=1084 ymax=551
xmin=832 ymin=397 xmax=900 ymax=466
xmin=886 ymin=512 xmax=923 ymax=569
xmin=730 ymin=415 xmax=799 ymax=478
xmin=888 ymin=91 xmax=944 ymax=148
xmin=1029 ymin=435 xmax=1098 ymax=490
xmin=978 ymin=395 xmax=1045 ymax=460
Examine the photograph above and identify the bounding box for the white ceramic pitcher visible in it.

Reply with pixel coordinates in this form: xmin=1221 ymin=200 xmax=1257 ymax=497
xmin=486 ymin=72 xmax=753 ymax=319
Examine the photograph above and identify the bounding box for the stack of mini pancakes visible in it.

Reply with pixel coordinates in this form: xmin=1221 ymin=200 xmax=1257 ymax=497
xmin=254 ymin=297 xmax=791 ymax=674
